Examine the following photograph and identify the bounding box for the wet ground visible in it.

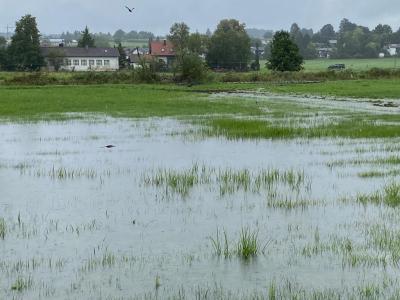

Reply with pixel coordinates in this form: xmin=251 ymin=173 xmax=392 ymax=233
xmin=1 ymin=94 xmax=400 ymax=299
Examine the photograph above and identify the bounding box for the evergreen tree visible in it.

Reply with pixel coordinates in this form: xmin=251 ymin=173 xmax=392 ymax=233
xmin=78 ymin=26 xmax=95 ymax=48
xmin=117 ymin=43 xmax=128 ymax=69
xmin=0 ymin=37 xmax=6 ymax=48
xmin=7 ymin=14 xmax=44 ymax=70
xmin=267 ymin=31 xmax=303 ymax=72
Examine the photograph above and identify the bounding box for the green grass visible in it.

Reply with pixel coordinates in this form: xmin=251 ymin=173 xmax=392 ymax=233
xmin=11 ymin=276 xmax=33 ymax=292
xmin=260 ymin=58 xmax=400 ymax=72
xmin=266 ymin=79 xmax=400 ymax=99
xmin=188 ymin=79 xmax=400 ymax=99
xmin=2 ymin=82 xmax=400 ymax=141
xmin=0 ymin=85 xmax=261 ymax=121
xmin=0 ymin=218 xmax=6 ymax=240
xmin=205 ymin=118 xmax=400 ymax=140
xmin=142 ymin=165 xmax=308 ymax=198
xmin=237 ymin=228 xmax=260 ymax=259
xmin=357 ymin=182 xmax=400 ymax=207
xmin=210 ymin=227 xmax=263 ymax=260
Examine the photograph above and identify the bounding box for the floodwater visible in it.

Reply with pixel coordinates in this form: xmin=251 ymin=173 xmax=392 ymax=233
xmin=1 ymin=95 xmax=400 ymax=299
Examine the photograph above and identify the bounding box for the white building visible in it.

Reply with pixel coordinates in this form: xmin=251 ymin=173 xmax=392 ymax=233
xmin=387 ymin=44 xmax=400 ymax=56
xmin=41 ymin=47 xmax=119 ymax=71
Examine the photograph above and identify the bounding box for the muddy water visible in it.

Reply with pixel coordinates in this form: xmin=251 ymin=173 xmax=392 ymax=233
xmin=0 ymin=113 xmax=399 ymax=298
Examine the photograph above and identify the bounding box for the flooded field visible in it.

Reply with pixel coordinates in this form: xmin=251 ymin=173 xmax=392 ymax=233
xmin=2 ymin=92 xmax=400 ymax=299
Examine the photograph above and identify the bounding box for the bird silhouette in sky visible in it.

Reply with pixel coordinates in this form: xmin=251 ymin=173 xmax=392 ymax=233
xmin=125 ymin=6 xmax=135 ymax=13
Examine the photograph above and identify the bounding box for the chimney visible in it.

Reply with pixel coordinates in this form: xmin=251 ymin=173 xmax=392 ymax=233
xmin=163 ymin=40 xmax=167 ymax=46
xmin=85 ymin=45 xmax=89 ymax=50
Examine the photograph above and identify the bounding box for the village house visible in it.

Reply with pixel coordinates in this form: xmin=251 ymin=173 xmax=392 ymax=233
xmin=149 ymin=40 xmax=176 ymax=68
xmin=41 ymin=47 xmax=120 ymax=71
xmin=386 ymin=44 xmax=400 ymax=56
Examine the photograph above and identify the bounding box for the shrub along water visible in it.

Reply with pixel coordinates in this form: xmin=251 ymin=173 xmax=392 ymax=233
xmin=4 ymin=67 xmax=400 ymax=86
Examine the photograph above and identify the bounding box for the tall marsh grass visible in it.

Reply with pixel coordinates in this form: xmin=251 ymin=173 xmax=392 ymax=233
xmin=210 ymin=227 xmax=266 ymax=259
xmin=0 ymin=218 xmax=6 ymax=240
xmin=357 ymin=182 xmax=400 ymax=207
xmin=142 ymin=164 xmax=308 ymax=198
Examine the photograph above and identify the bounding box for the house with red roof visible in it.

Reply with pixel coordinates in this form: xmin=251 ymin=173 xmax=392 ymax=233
xmin=149 ymin=40 xmax=176 ymax=69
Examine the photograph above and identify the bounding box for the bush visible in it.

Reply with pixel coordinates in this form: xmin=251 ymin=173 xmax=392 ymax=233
xmin=174 ymin=54 xmax=208 ymax=83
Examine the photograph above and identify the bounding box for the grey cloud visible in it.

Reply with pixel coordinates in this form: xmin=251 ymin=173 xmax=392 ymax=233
xmin=0 ymin=0 xmax=399 ymax=34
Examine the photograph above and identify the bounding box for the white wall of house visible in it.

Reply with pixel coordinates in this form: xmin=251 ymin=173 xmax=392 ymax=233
xmin=388 ymin=48 xmax=399 ymax=56
xmin=60 ymin=57 xmax=119 ymax=71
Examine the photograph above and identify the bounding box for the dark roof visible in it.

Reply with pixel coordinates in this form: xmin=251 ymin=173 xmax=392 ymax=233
xmin=41 ymin=47 xmax=119 ymax=58
xmin=150 ymin=40 xmax=175 ymax=57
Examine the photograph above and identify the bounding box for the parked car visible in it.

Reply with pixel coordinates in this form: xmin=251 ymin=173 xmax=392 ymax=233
xmin=328 ymin=64 xmax=346 ymax=70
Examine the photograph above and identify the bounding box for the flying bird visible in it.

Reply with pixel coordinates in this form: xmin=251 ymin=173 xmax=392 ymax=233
xmin=125 ymin=6 xmax=135 ymax=13
xmin=105 ymin=145 xmax=116 ymax=149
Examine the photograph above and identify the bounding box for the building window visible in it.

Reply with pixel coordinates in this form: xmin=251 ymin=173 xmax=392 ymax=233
xmin=81 ymin=60 xmax=87 ymax=66
xmin=73 ymin=59 xmax=79 ymax=66
xmin=66 ymin=59 xmax=71 ymax=66
xmin=104 ymin=60 xmax=110 ymax=66
xmin=89 ymin=60 xmax=95 ymax=66
xmin=96 ymin=60 xmax=103 ymax=66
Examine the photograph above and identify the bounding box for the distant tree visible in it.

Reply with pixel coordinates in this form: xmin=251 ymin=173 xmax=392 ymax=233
xmin=138 ymin=31 xmax=154 ymax=40
xmin=263 ymin=31 xmax=274 ymax=40
xmin=47 ymin=49 xmax=65 ymax=71
xmin=391 ymin=28 xmax=400 ymax=44
xmin=337 ymin=22 xmax=376 ymax=58
xmin=126 ymin=30 xmax=138 ymax=40
xmin=264 ymin=42 xmax=271 ymax=59
xmin=78 ymin=26 xmax=95 ymax=48
xmin=206 ymin=28 xmax=212 ymax=37
xmin=373 ymin=24 xmax=392 ymax=48
xmin=168 ymin=22 xmax=190 ymax=58
xmin=117 ymin=43 xmax=128 ymax=69
xmin=0 ymin=47 xmax=9 ymax=70
xmin=339 ymin=19 xmax=357 ymax=33
xmin=313 ymin=24 xmax=336 ymax=44
xmin=301 ymin=28 xmax=313 ymax=37
xmin=113 ymin=29 xmax=126 ymax=43
xmin=290 ymin=23 xmax=316 ymax=59
xmin=167 ymin=22 xmax=208 ymax=83
xmin=61 ymin=30 xmax=82 ymax=42
xmin=94 ymin=34 xmax=111 ymax=47
xmin=0 ymin=36 xmax=6 ymax=48
xmin=251 ymin=39 xmax=261 ymax=71
xmin=206 ymin=19 xmax=252 ymax=71
xmin=7 ymin=14 xmax=44 ymax=70
xmin=267 ymin=31 xmax=303 ymax=72
xmin=188 ymin=32 xmax=209 ymax=55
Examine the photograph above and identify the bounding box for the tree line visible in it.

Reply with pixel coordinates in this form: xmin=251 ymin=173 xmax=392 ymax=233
xmin=266 ymin=19 xmax=400 ymax=59
xmin=3 ymin=14 xmax=400 ymax=75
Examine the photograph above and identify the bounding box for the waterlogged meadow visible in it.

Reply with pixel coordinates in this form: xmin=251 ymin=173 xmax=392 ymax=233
xmin=2 ymin=85 xmax=400 ymax=298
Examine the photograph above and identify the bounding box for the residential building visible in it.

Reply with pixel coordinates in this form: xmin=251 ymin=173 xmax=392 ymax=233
xmin=41 ymin=47 xmax=120 ymax=71
xmin=149 ymin=40 xmax=176 ymax=68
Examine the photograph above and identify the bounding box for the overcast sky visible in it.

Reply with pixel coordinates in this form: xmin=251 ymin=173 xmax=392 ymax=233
xmin=1 ymin=0 xmax=400 ymax=35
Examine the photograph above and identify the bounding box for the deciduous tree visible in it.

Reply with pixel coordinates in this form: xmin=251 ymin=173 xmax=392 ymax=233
xmin=206 ymin=19 xmax=251 ymax=71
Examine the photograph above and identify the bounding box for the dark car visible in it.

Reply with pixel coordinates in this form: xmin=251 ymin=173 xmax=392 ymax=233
xmin=328 ymin=64 xmax=346 ymax=70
